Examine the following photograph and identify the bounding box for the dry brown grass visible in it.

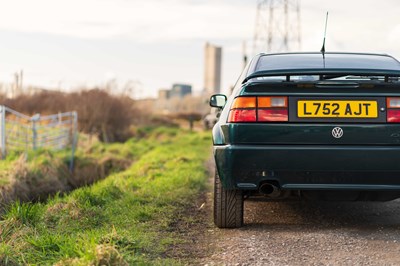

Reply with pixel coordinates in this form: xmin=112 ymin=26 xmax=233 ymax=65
xmin=94 ymin=244 xmax=128 ymax=266
xmin=0 ymin=151 xmax=134 ymax=207
xmin=1 ymin=89 xmax=139 ymax=142
xmin=6 ymin=155 xmax=69 ymax=202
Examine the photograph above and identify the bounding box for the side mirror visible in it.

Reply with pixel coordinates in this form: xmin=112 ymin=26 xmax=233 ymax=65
xmin=210 ymin=94 xmax=227 ymax=108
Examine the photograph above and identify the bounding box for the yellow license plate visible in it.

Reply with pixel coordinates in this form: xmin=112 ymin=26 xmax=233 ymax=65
xmin=297 ymin=100 xmax=378 ymax=118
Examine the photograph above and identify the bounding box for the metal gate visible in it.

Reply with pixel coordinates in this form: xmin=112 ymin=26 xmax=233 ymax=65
xmin=0 ymin=106 xmax=78 ymax=169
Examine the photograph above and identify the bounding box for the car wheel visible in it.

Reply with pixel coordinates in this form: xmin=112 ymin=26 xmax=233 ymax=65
xmin=214 ymin=171 xmax=244 ymax=228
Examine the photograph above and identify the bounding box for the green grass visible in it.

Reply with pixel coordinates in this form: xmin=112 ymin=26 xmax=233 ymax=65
xmin=0 ymin=127 xmax=170 ymax=203
xmin=2 ymin=201 xmax=43 ymax=226
xmin=0 ymin=129 xmax=211 ymax=265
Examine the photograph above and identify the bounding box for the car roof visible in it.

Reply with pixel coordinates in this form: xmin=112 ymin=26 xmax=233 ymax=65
xmin=241 ymin=52 xmax=400 ymax=84
xmin=254 ymin=52 xmax=400 ymax=72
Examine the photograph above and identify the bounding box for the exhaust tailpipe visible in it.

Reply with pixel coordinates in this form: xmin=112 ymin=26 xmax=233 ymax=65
xmin=259 ymin=183 xmax=281 ymax=198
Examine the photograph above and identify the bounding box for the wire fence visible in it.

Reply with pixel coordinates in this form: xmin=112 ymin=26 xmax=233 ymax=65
xmin=0 ymin=106 xmax=78 ymax=170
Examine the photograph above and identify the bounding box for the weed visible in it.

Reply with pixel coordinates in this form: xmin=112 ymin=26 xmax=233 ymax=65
xmin=2 ymin=201 xmax=42 ymax=226
xmin=25 ymin=233 xmax=88 ymax=264
xmin=0 ymin=243 xmax=18 ymax=266
xmin=94 ymin=244 xmax=128 ymax=266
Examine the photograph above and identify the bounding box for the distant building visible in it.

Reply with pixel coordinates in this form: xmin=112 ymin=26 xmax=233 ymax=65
xmin=157 ymin=83 xmax=192 ymax=101
xmin=170 ymin=83 xmax=192 ymax=98
xmin=156 ymin=83 xmax=201 ymax=114
xmin=158 ymin=89 xmax=170 ymax=100
xmin=204 ymin=42 xmax=222 ymax=95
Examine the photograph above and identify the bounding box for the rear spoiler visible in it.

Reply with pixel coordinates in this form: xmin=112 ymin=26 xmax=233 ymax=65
xmin=242 ymin=68 xmax=400 ymax=84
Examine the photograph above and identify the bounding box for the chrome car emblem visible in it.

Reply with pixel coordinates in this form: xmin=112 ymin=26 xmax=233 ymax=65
xmin=332 ymin=127 xmax=344 ymax=139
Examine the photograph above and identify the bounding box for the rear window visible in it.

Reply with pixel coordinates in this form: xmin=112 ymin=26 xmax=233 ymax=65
xmin=256 ymin=53 xmax=400 ymax=72
xmin=248 ymin=75 xmax=400 ymax=84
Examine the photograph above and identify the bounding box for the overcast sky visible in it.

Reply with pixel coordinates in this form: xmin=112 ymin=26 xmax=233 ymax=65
xmin=0 ymin=0 xmax=400 ymax=97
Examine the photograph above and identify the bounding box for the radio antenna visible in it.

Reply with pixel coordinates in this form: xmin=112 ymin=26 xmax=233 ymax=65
xmin=320 ymin=12 xmax=329 ymax=55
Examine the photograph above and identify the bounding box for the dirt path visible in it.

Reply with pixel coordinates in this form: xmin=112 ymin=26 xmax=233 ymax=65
xmin=189 ymin=188 xmax=400 ymax=265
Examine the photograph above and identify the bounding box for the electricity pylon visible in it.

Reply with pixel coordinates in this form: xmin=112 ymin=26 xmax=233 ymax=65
xmin=253 ymin=0 xmax=301 ymax=55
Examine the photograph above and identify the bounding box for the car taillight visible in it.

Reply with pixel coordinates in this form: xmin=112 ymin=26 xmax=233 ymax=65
xmin=228 ymin=96 xmax=288 ymax=123
xmin=228 ymin=109 xmax=257 ymax=122
xmin=258 ymin=109 xmax=288 ymax=122
xmin=387 ymin=97 xmax=400 ymax=123
xmin=231 ymin=97 xmax=257 ymax=109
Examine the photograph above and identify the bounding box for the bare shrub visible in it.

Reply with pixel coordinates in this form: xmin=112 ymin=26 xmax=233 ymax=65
xmin=0 ymin=89 xmax=140 ymax=142
xmin=3 ymin=90 xmax=67 ymax=115
xmin=67 ymin=89 xmax=136 ymax=142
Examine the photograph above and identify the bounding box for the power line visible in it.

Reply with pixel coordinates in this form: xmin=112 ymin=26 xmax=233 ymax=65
xmin=253 ymin=0 xmax=302 ymax=55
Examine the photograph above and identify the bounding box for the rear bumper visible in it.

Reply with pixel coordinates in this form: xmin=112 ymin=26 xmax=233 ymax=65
xmin=214 ymin=145 xmax=400 ymax=190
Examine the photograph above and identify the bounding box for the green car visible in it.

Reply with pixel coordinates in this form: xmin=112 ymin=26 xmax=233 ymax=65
xmin=210 ymin=52 xmax=400 ymax=228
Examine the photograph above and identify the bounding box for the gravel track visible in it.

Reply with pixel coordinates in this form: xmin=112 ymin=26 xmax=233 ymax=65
xmin=200 ymin=198 xmax=400 ymax=265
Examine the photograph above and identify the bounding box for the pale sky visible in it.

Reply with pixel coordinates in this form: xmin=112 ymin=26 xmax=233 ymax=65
xmin=0 ymin=0 xmax=400 ymax=97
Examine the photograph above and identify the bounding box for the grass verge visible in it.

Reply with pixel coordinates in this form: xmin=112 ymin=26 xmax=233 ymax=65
xmin=0 ymin=129 xmax=211 ymax=265
xmin=0 ymin=127 xmax=181 ymax=204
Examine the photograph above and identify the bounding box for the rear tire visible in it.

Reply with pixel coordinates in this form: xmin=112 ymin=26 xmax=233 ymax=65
xmin=214 ymin=172 xmax=244 ymax=228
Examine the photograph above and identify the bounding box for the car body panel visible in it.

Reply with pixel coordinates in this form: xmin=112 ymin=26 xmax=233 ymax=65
xmin=214 ymin=144 xmax=400 ymax=190
xmin=225 ymin=124 xmax=400 ymax=145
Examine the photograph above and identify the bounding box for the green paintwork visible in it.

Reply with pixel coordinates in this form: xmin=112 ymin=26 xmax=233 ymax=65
xmin=211 ymin=52 xmax=400 ymax=192
xmin=214 ymin=143 xmax=400 ymax=190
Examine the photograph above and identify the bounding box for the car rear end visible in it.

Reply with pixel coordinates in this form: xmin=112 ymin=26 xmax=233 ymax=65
xmin=215 ymin=53 xmax=400 ymax=196
xmin=212 ymin=52 xmax=400 ymax=228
